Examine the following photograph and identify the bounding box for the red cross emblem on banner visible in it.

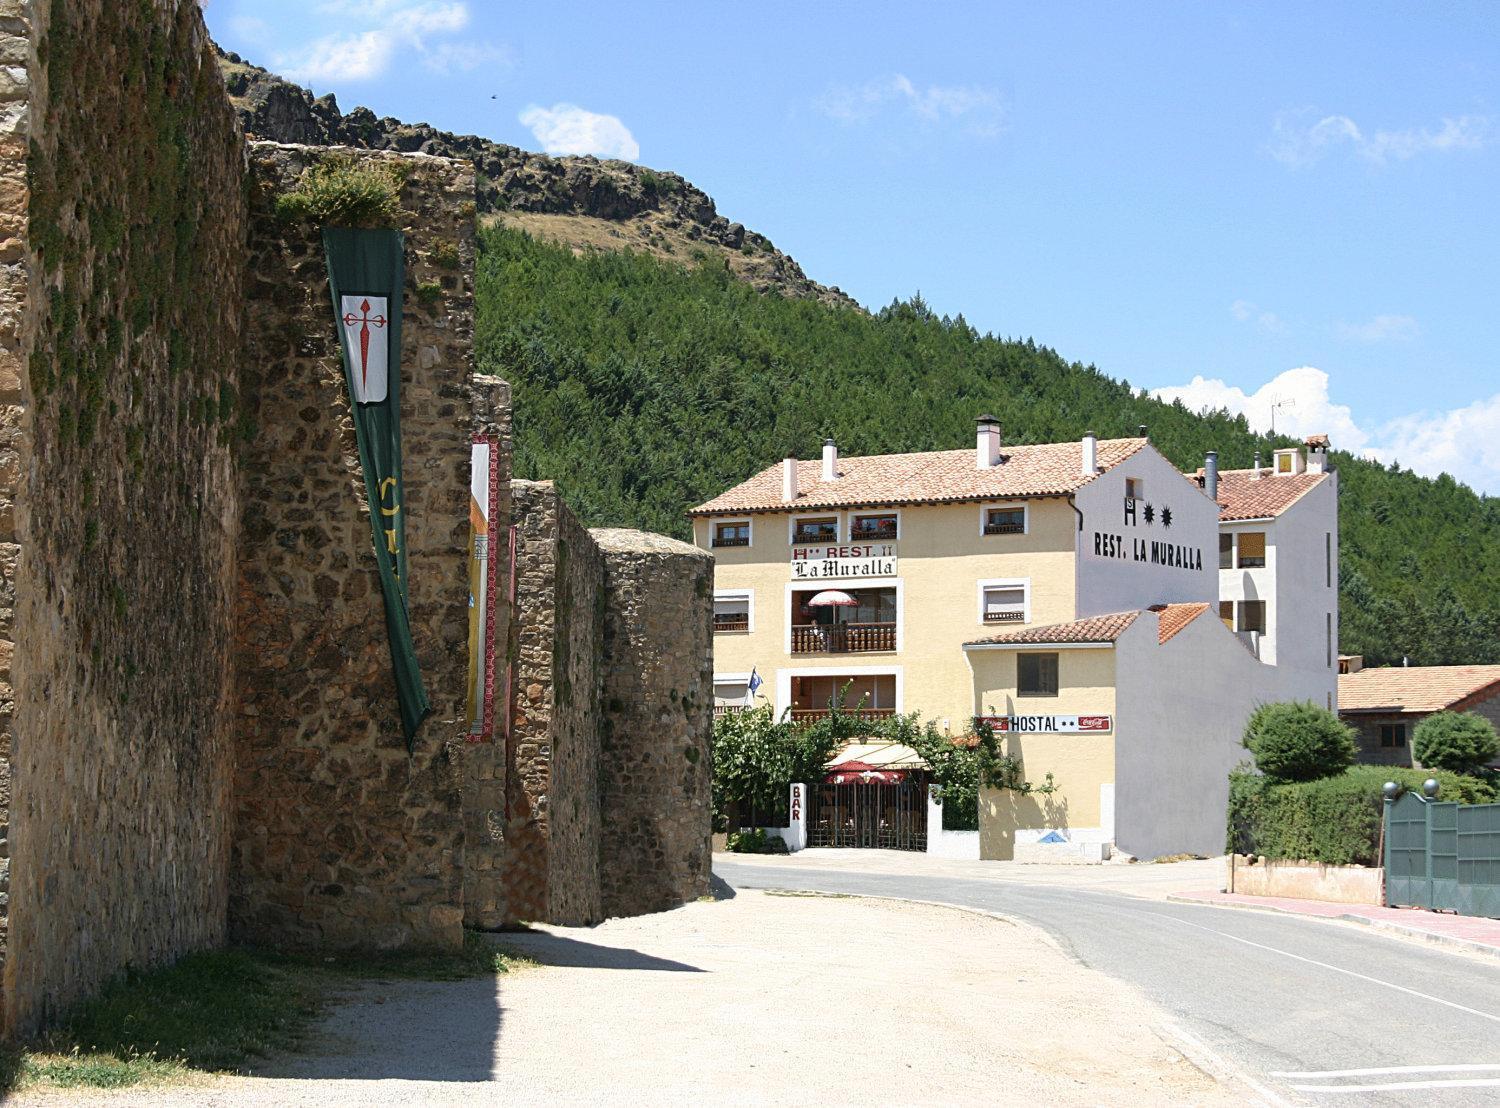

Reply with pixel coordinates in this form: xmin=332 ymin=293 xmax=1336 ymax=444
xmin=339 ymin=294 xmax=390 ymax=403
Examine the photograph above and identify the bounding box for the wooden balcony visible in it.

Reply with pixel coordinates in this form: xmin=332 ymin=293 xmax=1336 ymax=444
xmin=850 ymin=523 xmax=898 ymax=541
xmin=713 ymin=704 xmax=748 ymax=719
xmin=791 ymin=622 xmax=897 ymax=654
xmin=983 ymin=521 xmax=1024 ymax=536
xmin=789 ymin=707 xmax=897 ymax=724
xmin=713 ymin=615 xmax=750 ymax=633
xmin=982 ymin=610 xmax=1025 ymax=624
xmin=712 ymin=535 xmax=750 ymax=548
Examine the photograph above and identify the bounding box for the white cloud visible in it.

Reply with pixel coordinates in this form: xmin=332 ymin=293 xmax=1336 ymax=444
xmin=1269 ymin=109 xmax=1489 ymax=167
xmin=1336 ymin=314 xmax=1420 ymax=344
xmin=518 ymin=103 xmax=640 ymax=161
xmin=1230 ymin=298 xmax=1286 ymax=334
xmin=1149 ymin=366 xmax=1500 ymax=493
xmin=817 ymin=74 xmax=1005 ymax=136
xmin=276 ymin=2 xmax=507 ymax=85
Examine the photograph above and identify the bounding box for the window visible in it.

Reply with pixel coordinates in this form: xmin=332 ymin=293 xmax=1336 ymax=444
xmin=1326 ymin=532 xmax=1332 ymax=588
xmin=851 ymin=512 xmax=898 ymax=541
xmin=1219 ymin=533 xmax=1233 ymax=570
xmin=1237 ymin=531 xmax=1266 ymax=568
xmin=1380 ymin=723 xmax=1407 ymax=748
xmin=979 ymin=582 xmax=1028 ymax=625
xmin=1124 ymin=478 xmax=1145 ymax=500
xmin=1238 ymin=600 xmax=1266 ymax=634
xmin=792 ymin=516 xmax=838 ymax=545
xmin=1018 ymin=652 xmax=1059 ymax=697
xmin=1277 ymin=453 xmax=1293 ymax=474
xmin=983 ymin=505 xmax=1026 ymax=535
xmin=1219 ymin=601 xmax=1234 ymax=629
xmin=714 ymin=677 xmax=751 ymax=717
xmin=713 ymin=592 xmax=751 ymax=633
xmin=1326 ymin=612 xmax=1333 ymax=668
xmin=713 ymin=520 xmax=751 ymax=548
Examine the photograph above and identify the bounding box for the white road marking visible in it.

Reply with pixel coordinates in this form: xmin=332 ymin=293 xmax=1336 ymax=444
xmin=1291 ymin=1078 xmax=1500 ymax=1093
xmin=1273 ymin=1065 xmax=1500 ymax=1078
xmin=1161 ymin=914 xmax=1500 ymax=1025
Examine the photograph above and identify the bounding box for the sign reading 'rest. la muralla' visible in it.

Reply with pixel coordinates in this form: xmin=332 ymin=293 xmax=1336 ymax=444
xmin=791 ymin=542 xmax=897 ymax=580
xmin=339 ymin=295 xmax=390 ymax=403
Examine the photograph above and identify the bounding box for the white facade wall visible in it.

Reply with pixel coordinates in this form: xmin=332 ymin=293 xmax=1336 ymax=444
xmin=1074 ymin=445 xmax=1219 ymax=618
xmin=1270 ymin=477 xmax=1339 ymax=708
xmin=1218 ymin=519 xmax=1276 ymax=662
xmin=1112 ymin=615 xmax=1279 ymax=859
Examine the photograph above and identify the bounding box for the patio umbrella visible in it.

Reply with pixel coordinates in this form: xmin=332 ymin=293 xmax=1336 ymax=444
xmin=806 ymin=590 xmax=858 ymax=607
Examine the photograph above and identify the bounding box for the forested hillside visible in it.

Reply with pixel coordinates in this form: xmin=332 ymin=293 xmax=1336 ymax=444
xmin=474 ymin=226 xmax=1500 ymax=667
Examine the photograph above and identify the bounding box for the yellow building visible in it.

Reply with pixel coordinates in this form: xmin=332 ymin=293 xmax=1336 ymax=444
xmin=691 ymin=420 xmax=1338 ymax=860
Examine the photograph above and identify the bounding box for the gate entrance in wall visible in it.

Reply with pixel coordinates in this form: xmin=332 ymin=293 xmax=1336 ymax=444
xmin=809 ymin=776 xmax=928 ymax=851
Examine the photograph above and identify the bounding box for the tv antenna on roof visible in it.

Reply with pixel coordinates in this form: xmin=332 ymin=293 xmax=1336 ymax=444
xmin=1268 ymin=396 xmax=1295 ymax=436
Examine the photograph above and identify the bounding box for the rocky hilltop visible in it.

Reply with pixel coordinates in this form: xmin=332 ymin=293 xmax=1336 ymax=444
xmin=218 ymin=50 xmax=855 ymax=308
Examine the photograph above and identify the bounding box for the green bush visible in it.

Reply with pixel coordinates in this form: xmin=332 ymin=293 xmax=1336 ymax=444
xmin=1228 ymin=765 xmax=1495 ymax=865
xmin=725 ymin=828 xmax=787 ymax=854
xmin=1413 ymin=711 xmax=1500 ymax=775
xmin=1243 ymin=701 xmax=1356 ymax=783
xmin=274 ymin=157 xmax=406 ymax=228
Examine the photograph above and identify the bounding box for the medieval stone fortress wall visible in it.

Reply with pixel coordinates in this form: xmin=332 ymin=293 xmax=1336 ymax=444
xmin=0 ymin=0 xmax=711 ymax=1037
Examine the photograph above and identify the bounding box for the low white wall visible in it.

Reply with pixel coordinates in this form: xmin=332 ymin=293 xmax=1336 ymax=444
xmin=927 ymin=786 xmax=980 ymax=860
xmin=1226 ymin=854 xmax=1383 ymax=905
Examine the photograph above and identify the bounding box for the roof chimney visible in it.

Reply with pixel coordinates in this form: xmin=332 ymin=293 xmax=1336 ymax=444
xmin=822 ymin=438 xmax=838 ymax=482
xmin=782 ymin=455 xmax=799 ymax=502
xmin=1306 ymin=433 xmax=1330 ymax=475
xmin=976 ymin=415 xmax=1001 ymax=469
xmin=1252 ymin=449 xmax=1262 ymax=480
xmin=1081 ymin=431 xmax=1098 ymax=476
xmin=1204 ymin=450 xmax=1219 ymax=502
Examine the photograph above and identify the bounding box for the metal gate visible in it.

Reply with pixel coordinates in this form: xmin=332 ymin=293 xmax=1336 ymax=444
xmin=1385 ymin=790 xmax=1500 ymax=918
xmin=808 ymin=778 xmax=928 ymax=851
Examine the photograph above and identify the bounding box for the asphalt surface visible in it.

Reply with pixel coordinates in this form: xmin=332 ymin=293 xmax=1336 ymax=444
xmin=716 ymin=859 xmax=1500 ymax=1106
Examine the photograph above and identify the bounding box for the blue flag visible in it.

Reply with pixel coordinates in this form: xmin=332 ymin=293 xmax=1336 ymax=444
xmin=748 ymin=668 xmax=763 ymax=697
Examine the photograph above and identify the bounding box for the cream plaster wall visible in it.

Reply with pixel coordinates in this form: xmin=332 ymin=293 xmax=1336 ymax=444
xmin=696 ymin=496 xmax=1079 ymax=726
xmin=971 ymin=646 xmax=1117 ymax=860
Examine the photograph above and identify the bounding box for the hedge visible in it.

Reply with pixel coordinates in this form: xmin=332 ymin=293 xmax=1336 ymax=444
xmin=1227 ymin=765 xmax=1496 ymax=866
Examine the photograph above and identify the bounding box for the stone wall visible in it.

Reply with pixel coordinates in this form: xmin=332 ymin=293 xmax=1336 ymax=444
xmin=2 ymin=0 xmax=247 ymax=1035
xmin=230 ymin=142 xmax=482 ymax=951
xmin=594 ymin=529 xmax=714 ymax=917
xmin=477 ymin=480 xmax=604 ymax=928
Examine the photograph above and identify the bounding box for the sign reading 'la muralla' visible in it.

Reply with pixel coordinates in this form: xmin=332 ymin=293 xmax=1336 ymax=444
xmin=791 ymin=542 xmax=897 ymax=580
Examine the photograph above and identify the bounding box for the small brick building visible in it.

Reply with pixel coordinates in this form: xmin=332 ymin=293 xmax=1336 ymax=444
xmin=1339 ymin=664 xmax=1500 ymax=767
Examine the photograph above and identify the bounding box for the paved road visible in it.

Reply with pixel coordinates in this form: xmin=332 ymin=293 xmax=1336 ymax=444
xmin=716 ymin=859 xmax=1500 ymax=1106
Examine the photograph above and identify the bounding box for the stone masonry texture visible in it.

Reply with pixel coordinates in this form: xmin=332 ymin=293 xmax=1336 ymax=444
xmin=2 ymin=0 xmax=246 ymax=1035
xmin=593 ymin=529 xmax=714 ymax=917
xmin=230 ymin=142 xmax=482 ymax=952
xmin=475 ymin=480 xmax=604 ymax=928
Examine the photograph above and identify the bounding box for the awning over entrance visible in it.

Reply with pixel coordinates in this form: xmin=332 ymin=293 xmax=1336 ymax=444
xmin=823 ymin=741 xmax=928 ymax=784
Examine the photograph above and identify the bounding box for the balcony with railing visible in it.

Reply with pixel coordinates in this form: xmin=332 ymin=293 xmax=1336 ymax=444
xmin=850 ymin=516 xmax=898 ymax=542
xmin=788 ymin=706 xmax=897 ymax=725
xmin=713 ymin=614 xmax=750 ymax=633
xmin=713 ymin=704 xmax=749 ymax=719
xmin=791 ymin=622 xmax=897 ymax=654
xmin=982 ymin=609 xmax=1025 ymax=625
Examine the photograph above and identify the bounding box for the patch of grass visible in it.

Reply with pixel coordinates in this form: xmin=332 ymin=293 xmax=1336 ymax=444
xmin=763 ymin=889 xmax=854 ymax=899
xmin=1152 ymin=852 xmax=1207 ymax=864
xmin=4 ymin=934 xmax=533 ymax=1094
xmin=414 ymin=280 xmax=444 ymax=305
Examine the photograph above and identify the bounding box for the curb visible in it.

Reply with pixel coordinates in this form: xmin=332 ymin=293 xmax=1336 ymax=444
xmin=1166 ymin=894 xmax=1500 ymax=963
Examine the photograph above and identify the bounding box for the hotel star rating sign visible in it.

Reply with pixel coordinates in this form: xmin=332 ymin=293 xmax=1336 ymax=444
xmin=339 ymin=295 xmax=389 ymax=403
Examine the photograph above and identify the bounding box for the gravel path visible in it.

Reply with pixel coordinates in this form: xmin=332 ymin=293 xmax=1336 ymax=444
xmin=18 ymin=890 xmax=1234 ymax=1106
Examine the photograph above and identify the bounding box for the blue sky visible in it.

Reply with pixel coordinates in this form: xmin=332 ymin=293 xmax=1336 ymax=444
xmin=209 ymin=2 xmax=1500 ymax=492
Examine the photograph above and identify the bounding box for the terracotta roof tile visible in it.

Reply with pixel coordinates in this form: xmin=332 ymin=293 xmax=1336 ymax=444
xmin=1207 ymin=469 xmax=1327 ymax=521
xmin=1154 ymin=602 xmax=1210 ymax=644
xmin=965 ymin=610 xmax=1140 ymax=647
xmin=689 ymin=438 xmax=1149 ymax=516
xmin=1338 ymin=666 xmax=1500 ymax=714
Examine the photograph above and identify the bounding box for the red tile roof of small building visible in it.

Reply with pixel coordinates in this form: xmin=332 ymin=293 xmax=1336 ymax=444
xmin=1155 ymin=602 xmax=1211 ymax=644
xmin=965 ymin=610 xmax=1141 ymax=646
xmin=1207 ymin=469 xmax=1328 ymax=521
xmin=964 ymin=602 xmax=1211 ymax=648
xmin=1338 ymin=665 xmax=1500 ymax=714
xmin=689 ymin=438 xmax=1149 ymax=516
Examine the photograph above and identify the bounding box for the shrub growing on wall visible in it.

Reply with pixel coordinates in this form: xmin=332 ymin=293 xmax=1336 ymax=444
xmin=1243 ymin=701 xmax=1356 ymax=783
xmin=1412 ymin=711 xmax=1500 ymax=775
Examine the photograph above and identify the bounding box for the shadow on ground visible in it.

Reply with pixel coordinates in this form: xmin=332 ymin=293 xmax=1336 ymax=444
xmin=496 ymin=932 xmax=704 ymax=972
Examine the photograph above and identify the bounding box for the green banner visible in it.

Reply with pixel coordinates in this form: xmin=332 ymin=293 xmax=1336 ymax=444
xmin=324 ymin=227 xmax=431 ymax=746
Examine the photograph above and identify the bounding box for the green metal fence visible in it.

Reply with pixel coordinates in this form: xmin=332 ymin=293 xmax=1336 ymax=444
xmin=1384 ymin=790 xmax=1500 ymax=918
